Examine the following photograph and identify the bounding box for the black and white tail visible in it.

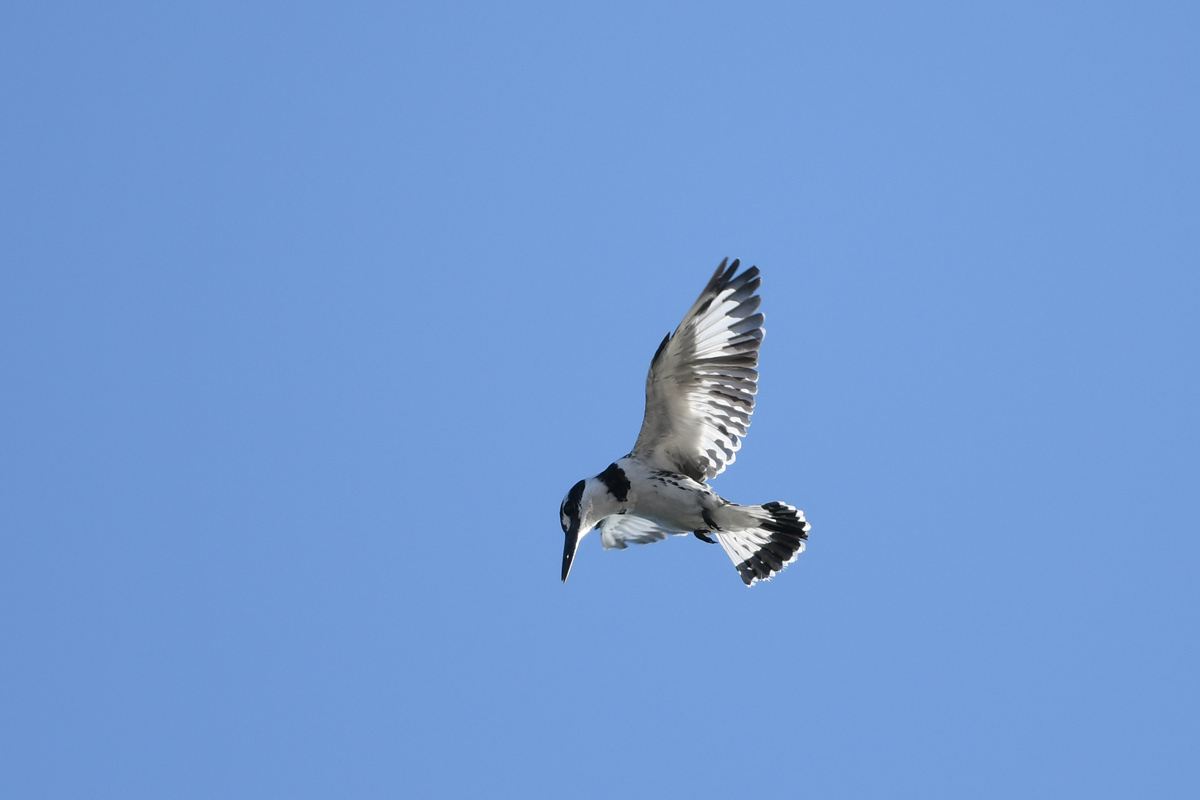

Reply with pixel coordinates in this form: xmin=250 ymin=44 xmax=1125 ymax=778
xmin=716 ymin=502 xmax=810 ymax=586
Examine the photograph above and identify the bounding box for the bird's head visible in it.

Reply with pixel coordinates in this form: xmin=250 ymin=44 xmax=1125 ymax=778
xmin=559 ymin=477 xmax=600 ymax=583
xmin=560 ymin=467 xmax=628 ymax=583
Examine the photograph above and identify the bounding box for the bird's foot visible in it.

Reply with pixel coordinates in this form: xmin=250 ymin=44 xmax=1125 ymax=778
xmin=693 ymin=531 xmax=718 ymax=544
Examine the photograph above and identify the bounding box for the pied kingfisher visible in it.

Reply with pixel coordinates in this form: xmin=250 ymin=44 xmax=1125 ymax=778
xmin=559 ymin=259 xmax=811 ymax=587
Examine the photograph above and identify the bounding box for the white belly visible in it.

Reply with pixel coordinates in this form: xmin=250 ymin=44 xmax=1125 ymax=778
xmin=619 ymin=457 xmax=718 ymax=531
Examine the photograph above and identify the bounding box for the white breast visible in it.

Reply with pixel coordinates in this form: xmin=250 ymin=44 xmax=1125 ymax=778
xmin=619 ymin=456 xmax=716 ymax=531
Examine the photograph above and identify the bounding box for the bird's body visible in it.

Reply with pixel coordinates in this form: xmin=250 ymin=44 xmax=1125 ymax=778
xmin=586 ymin=456 xmax=719 ymax=533
xmin=559 ymin=259 xmax=811 ymax=587
xmin=612 ymin=457 xmax=718 ymax=532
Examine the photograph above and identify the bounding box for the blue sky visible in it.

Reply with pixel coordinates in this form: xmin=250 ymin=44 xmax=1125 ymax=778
xmin=2 ymin=2 xmax=1198 ymax=797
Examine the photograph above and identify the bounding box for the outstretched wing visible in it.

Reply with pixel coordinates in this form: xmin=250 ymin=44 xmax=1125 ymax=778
xmin=599 ymin=514 xmax=681 ymax=550
xmin=631 ymin=259 xmax=763 ymax=482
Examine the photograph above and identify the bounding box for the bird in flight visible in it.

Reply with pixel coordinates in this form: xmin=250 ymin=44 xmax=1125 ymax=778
xmin=559 ymin=259 xmax=811 ymax=586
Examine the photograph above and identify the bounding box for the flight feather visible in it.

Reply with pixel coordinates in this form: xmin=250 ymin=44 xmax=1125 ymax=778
xmin=631 ymin=259 xmax=764 ymax=482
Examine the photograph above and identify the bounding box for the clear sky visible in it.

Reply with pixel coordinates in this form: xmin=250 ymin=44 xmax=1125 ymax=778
xmin=2 ymin=2 xmax=1198 ymax=798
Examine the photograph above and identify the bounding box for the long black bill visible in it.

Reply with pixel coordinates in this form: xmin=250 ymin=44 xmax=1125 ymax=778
xmin=561 ymin=524 xmax=580 ymax=583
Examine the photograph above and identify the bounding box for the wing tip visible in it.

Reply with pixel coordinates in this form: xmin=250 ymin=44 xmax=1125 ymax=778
xmin=710 ymin=257 xmax=760 ymax=293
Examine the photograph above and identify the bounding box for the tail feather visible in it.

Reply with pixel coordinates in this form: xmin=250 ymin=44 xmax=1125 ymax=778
xmin=716 ymin=501 xmax=810 ymax=586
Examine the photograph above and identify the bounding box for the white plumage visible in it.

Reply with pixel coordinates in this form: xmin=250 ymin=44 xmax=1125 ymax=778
xmin=632 ymin=262 xmax=763 ymax=482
